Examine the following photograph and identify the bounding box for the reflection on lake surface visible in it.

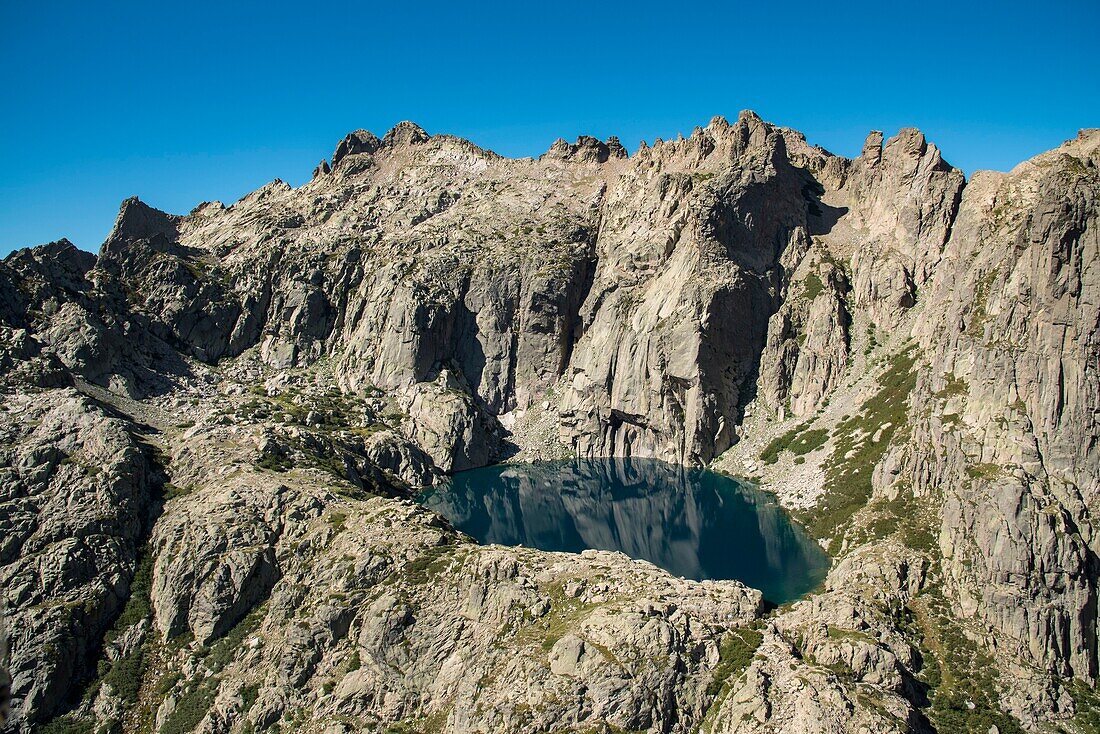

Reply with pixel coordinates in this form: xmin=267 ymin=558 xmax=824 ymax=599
xmin=418 ymin=458 xmax=830 ymax=605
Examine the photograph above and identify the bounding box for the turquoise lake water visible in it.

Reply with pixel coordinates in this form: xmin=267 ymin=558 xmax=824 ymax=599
xmin=418 ymin=458 xmax=830 ymax=605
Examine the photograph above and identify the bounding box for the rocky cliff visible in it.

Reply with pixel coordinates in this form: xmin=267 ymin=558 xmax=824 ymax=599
xmin=1 ymin=113 xmax=1098 ymax=734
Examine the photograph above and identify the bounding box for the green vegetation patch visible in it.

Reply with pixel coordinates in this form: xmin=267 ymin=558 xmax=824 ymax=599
xmin=99 ymin=646 xmax=146 ymax=706
xmin=37 ymin=716 xmax=95 ymax=734
xmin=160 ymin=676 xmax=219 ymax=734
xmin=92 ymin=551 xmax=155 ymax=705
xmin=965 ymin=463 xmax=1003 ymax=481
xmin=966 ymin=270 xmax=999 ymax=339
xmin=803 ymin=273 xmax=825 ymax=300
xmin=1060 ymin=679 xmax=1100 ymax=733
xmin=509 ymin=578 xmax=622 ymax=654
xmin=39 ymin=549 xmax=158 ymax=733
xmin=707 ymin=627 xmax=764 ymax=696
xmin=405 ymin=544 xmax=463 ymax=585
xmin=788 ymin=428 xmax=829 ymax=456
xmin=825 ymin=626 xmax=874 ymax=644
xmin=162 ymin=482 xmax=195 ymax=501
xmin=110 ymin=553 xmax=153 ymax=639
xmin=256 ymin=452 xmax=293 ymax=473
xmin=936 ymin=373 xmax=970 ymax=399
xmin=860 ymin=490 xmax=939 ymax=553
xmin=910 ymin=589 xmax=1025 ymax=734
xmin=237 ymin=385 xmax=388 ymax=436
xmin=800 ymin=347 xmax=918 ymax=551
xmin=864 ymin=323 xmax=879 ymax=356
xmin=159 ymin=606 xmax=267 ymax=734
xmin=204 ymin=604 xmax=267 ymax=673
xmin=384 ymin=709 xmax=452 ymax=734
xmin=759 ymin=424 xmax=829 ymax=465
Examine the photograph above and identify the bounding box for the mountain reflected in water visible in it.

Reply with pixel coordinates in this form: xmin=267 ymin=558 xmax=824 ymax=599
xmin=418 ymin=458 xmax=830 ymax=604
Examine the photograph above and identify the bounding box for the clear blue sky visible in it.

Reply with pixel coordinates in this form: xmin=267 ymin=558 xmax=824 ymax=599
xmin=2 ymin=0 xmax=1097 ymax=256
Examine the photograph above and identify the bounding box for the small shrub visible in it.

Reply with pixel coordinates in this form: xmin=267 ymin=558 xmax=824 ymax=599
xmin=965 ymin=463 xmax=1002 ymax=480
xmin=101 ymin=648 xmax=144 ymax=704
xmin=112 ymin=553 xmax=153 ymax=633
xmin=759 ymin=425 xmax=828 ymax=464
xmin=256 ymin=453 xmax=293 ymax=473
xmin=240 ymin=683 xmax=260 ymax=711
xmin=913 ymin=590 xmax=1026 ymax=734
xmin=788 ymin=428 xmax=828 ymax=456
xmin=162 ymin=482 xmax=194 ymax=501
xmin=205 ymin=605 xmax=266 ymax=673
xmin=936 ymin=373 xmax=970 ymax=399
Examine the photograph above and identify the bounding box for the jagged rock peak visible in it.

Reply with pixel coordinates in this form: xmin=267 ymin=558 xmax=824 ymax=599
xmin=606 ymin=135 xmax=628 ymax=159
xmin=737 ymin=109 xmax=765 ymax=125
xmin=860 ymin=130 xmax=884 ymax=164
xmin=626 ymin=112 xmax=778 ymax=171
xmin=540 ymin=135 xmax=627 ymax=163
xmin=382 ymin=120 xmax=431 ymax=147
xmin=887 ymin=127 xmax=929 ymax=158
xmin=1039 ymin=127 xmax=1100 ymax=168
xmin=189 ymin=201 xmax=226 ymax=216
xmin=886 ymin=128 xmax=960 ymax=174
xmin=48 ymin=239 xmax=95 ymax=270
xmin=707 ymin=115 xmax=731 ymax=131
xmin=104 ymin=196 xmax=180 ymax=248
xmin=4 ymin=238 xmax=96 ymax=273
xmin=331 ymin=129 xmax=381 ymax=168
xmin=312 ymin=159 xmax=331 ymax=178
xmin=33 ymin=238 xmax=80 ymax=259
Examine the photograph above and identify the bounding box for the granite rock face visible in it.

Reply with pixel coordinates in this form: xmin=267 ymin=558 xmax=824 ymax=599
xmin=1 ymin=116 xmax=1099 ymax=733
xmin=558 ymin=114 xmax=825 ymax=463
xmin=0 ymin=385 xmax=160 ymax=730
xmin=905 ymin=130 xmax=1100 ymax=721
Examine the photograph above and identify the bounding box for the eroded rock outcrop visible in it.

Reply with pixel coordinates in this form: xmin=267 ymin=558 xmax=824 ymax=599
xmin=0 ymin=385 xmax=160 ymax=729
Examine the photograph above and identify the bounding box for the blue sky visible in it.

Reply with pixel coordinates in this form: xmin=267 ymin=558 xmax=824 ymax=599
xmin=2 ymin=0 xmax=1097 ymax=256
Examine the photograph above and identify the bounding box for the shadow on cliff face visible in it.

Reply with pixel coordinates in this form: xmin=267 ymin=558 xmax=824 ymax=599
xmin=697 ymin=165 xmax=847 ymax=450
xmin=420 ymin=458 xmax=831 ymax=604
xmin=706 ymin=166 xmax=846 ymax=274
xmin=452 ymin=293 xmax=490 ymax=404
xmin=802 ymin=176 xmax=847 ymax=237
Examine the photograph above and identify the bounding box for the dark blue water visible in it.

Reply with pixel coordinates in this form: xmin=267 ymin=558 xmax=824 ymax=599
xmin=418 ymin=458 xmax=830 ymax=605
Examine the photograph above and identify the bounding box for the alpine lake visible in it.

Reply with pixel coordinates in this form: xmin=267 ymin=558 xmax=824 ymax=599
xmin=418 ymin=458 xmax=830 ymax=605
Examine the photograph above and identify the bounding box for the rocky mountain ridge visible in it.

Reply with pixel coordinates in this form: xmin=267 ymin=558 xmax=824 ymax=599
xmin=1 ymin=112 xmax=1099 ymax=734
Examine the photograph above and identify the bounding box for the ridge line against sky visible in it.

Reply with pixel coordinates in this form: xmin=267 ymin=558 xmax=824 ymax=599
xmin=2 ymin=0 xmax=1097 ymax=256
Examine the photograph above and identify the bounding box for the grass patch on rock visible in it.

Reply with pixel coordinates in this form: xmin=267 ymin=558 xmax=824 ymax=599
xmin=800 ymin=346 xmax=918 ymax=552
xmin=707 ymin=627 xmax=764 ymax=696
xmin=404 ymin=543 xmax=463 ymax=585
xmin=160 ymin=677 xmax=219 ymax=734
xmin=759 ymin=424 xmax=829 ymax=465
xmin=803 ymin=273 xmax=824 ymax=300
xmin=909 ymin=589 xmax=1025 ymax=734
